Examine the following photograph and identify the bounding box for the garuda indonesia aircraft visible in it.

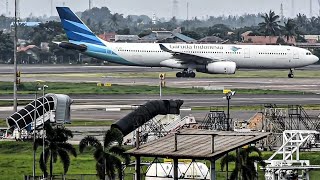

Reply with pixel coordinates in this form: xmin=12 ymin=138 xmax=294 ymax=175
xmin=56 ymin=7 xmax=319 ymax=78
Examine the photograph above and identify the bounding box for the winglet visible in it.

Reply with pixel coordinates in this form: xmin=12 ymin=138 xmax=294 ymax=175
xmin=159 ymin=44 xmax=173 ymax=53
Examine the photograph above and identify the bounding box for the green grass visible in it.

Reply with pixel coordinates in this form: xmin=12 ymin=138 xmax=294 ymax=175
xmin=0 ymin=119 xmax=6 ymax=127
xmin=12 ymin=69 xmax=320 ymax=78
xmin=0 ymin=100 xmax=30 ymax=107
xmin=0 ymin=120 xmax=115 ymax=128
xmin=0 ymin=81 xmax=306 ymax=95
xmin=0 ymin=142 xmax=320 ymax=179
xmin=65 ymin=120 xmax=115 ymax=127
xmin=192 ymin=104 xmax=320 ymax=111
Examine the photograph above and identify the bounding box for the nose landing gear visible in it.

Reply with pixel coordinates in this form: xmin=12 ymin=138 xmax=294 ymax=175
xmin=176 ymin=70 xmax=196 ymax=78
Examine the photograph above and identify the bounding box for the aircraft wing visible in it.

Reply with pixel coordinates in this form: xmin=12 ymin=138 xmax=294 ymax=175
xmin=159 ymin=44 xmax=224 ymax=65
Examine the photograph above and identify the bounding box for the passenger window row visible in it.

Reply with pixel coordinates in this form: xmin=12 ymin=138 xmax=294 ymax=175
xmin=258 ymin=52 xmax=287 ymax=55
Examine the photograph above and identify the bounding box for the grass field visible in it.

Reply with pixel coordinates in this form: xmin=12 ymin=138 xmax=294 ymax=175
xmin=0 ymin=141 xmax=320 ymax=179
xmin=0 ymin=120 xmax=115 ymax=128
xmin=0 ymin=81 xmax=305 ymax=96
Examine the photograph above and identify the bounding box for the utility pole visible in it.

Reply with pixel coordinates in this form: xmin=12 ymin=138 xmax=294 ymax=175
xmin=310 ymin=0 xmax=313 ymax=17
xmin=42 ymin=85 xmax=48 ymax=179
xmin=33 ymin=84 xmax=39 ymax=180
xmin=172 ymin=0 xmax=178 ymax=18
xmin=280 ymin=3 xmax=284 ymax=22
xmin=6 ymin=0 xmax=8 ymax=16
xmin=51 ymin=0 xmax=53 ymax=16
xmin=291 ymin=0 xmax=295 ymax=17
xmin=13 ymin=0 xmax=18 ymax=112
xmin=89 ymin=0 xmax=92 ymax=10
xmin=186 ymin=2 xmax=189 ymax=30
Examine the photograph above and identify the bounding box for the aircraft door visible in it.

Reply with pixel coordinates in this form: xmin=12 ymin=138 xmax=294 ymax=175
xmin=293 ymin=50 xmax=299 ymax=59
xmin=244 ymin=48 xmax=250 ymax=58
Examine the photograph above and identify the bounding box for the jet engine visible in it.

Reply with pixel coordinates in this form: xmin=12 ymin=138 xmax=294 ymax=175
xmin=196 ymin=61 xmax=236 ymax=74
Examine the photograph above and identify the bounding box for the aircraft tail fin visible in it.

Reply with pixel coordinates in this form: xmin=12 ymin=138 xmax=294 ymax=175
xmin=56 ymin=7 xmax=105 ymax=46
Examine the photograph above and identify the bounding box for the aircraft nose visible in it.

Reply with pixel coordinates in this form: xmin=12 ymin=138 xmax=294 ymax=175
xmin=313 ymin=55 xmax=319 ymax=63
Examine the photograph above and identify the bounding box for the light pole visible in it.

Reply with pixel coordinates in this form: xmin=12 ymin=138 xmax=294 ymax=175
xmin=223 ymin=90 xmax=235 ymax=180
xmin=225 ymin=91 xmax=235 ymax=131
xmin=32 ymin=83 xmax=39 ymax=179
xmin=42 ymin=84 xmax=48 ymax=179
xmin=13 ymin=0 xmax=18 ymax=112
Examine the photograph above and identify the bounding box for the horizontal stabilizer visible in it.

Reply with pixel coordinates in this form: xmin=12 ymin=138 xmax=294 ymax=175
xmin=58 ymin=41 xmax=87 ymax=51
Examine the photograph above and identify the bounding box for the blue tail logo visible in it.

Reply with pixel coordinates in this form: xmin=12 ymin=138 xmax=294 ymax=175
xmin=56 ymin=7 xmax=105 ymax=46
xmin=231 ymin=46 xmax=242 ymax=52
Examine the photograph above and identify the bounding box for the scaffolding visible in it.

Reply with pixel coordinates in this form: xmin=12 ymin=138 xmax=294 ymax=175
xmin=264 ymin=130 xmax=320 ymax=180
xmin=124 ymin=115 xmax=197 ymax=146
xmin=199 ymin=109 xmax=229 ymax=131
xmin=262 ymin=104 xmax=320 ymax=149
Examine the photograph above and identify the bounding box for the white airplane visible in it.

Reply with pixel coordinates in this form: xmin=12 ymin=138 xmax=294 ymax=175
xmin=56 ymin=7 xmax=319 ymax=78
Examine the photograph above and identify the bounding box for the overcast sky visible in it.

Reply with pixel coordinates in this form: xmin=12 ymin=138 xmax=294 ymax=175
xmin=2 ymin=0 xmax=319 ymax=19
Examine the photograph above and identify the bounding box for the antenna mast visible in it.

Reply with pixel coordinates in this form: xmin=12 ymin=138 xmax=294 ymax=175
xmin=89 ymin=0 xmax=92 ymax=10
xmin=172 ymin=0 xmax=178 ymax=18
xmin=6 ymin=0 xmax=9 ymax=16
xmin=291 ymin=0 xmax=295 ymax=17
xmin=280 ymin=3 xmax=284 ymax=22
xmin=310 ymin=0 xmax=313 ymax=17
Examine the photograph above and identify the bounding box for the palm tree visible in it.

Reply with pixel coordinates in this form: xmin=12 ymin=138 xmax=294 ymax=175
xmin=79 ymin=128 xmax=130 ymax=180
xmin=220 ymin=146 xmax=265 ymax=180
xmin=109 ymin=13 xmax=122 ymax=31
xmin=258 ymin=10 xmax=281 ymax=37
xmin=282 ymin=19 xmax=296 ymax=42
xmin=34 ymin=123 xmax=77 ymax=178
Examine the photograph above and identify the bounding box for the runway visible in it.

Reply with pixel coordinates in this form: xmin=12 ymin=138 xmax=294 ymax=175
xmin=0 ymin=64 xmax=318 ymax=74
xmin=1 ymin=65 xmax=320 ymax=93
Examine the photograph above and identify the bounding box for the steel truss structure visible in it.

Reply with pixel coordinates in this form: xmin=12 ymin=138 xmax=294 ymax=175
xmin=199 ymin=110 xmax=229 ymax=130
xmin=263 ymin=104 xmax=320 ymax=148
xmin=264 ymin=130 xmax=320 ymax=180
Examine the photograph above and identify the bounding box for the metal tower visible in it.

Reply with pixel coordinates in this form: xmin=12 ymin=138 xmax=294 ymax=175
xmin=16 ymin=0 xmax=20 ymax=18
xmin=318 ymin=0 xmax=320 ymax=16
xmin=89 ymin=0 xmax=93 ymax=10
xmin=291 ymin=0 xmax=295 ymax=17
xmin=310 ymin=0 xmax=313 ymax=17
xmin=280 ymin=3 xmax=284 ymax=22
xmin=172 ymin=0 xmax=179 ymax=18
xmin=50 ymin=0 xmax=53 ymax=16
xmin=6 ymin=0 xmax=8 ymax=16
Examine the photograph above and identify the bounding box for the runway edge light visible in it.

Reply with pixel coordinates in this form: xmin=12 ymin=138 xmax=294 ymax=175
xmin=104 ymin=83 xmax=112 ymax=87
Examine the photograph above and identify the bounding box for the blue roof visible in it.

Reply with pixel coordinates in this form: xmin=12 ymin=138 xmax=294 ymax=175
xmin=173 ymin=33 xmax=196 ymax=42
xmin=11 ymin=22 xmax=41 ymax=27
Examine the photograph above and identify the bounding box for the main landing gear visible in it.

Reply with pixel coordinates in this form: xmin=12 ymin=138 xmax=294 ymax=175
xmin=288 ymin=68 xmax=294 ymax=78
xmin=176 ymin=69 xmax=196 ymax=78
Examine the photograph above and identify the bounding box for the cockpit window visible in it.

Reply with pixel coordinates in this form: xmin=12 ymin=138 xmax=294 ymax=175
xmin=306 ymin=52 xmax=312 ymax=55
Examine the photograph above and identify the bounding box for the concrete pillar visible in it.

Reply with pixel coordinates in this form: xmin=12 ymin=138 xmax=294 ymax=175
xmin=173 ymin=158 xmax=179 ymax=180
xmin=135 ymin=156 xmax=141 ymax=180
xmin=210 ymin=158 xmax=216 ymax=180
